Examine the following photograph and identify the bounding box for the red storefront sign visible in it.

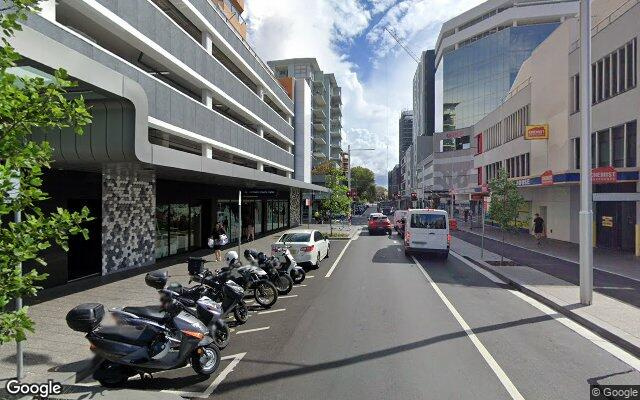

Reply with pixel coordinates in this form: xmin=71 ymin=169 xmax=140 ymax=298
xmin=541 ymin=170 xmax=553 ymax=186
xmin=592 ymin=166 xmax=617 ymax=184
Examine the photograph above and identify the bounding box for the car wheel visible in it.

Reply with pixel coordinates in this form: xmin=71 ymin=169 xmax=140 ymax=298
xmin=325 ymin=244 xmax=330 ymax=259
xmin=313 ymin=252 xmax=320 ymax=269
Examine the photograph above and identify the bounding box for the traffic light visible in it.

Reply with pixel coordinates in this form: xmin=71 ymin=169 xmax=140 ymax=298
xmin=411 ymin=192 xmax=417 ymax=201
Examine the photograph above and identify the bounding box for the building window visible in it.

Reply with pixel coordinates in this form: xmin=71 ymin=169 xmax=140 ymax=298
xmin=593 ymin=38 xmax=636 ymax=105
xmin=570 ymin=74 xmax=580 ymax=114
xmin=574 ymin=137 xmax=580 ymax=169
xmin=627 ymin=120 xmax=637 ymax=167
xmin=597 ymin=129 xmax=610 ymax=167
xmin=612 ymin=125 xmax=624 ymax=167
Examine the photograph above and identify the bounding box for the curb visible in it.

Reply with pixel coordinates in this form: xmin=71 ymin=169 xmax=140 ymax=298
xmin=460 ymin=253 xmax=640 ymax=358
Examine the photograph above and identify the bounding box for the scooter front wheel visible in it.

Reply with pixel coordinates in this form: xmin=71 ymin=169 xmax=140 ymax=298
xmin=212 ymin=322 xmax=230 ymax=350
xmin=291 ymin=269 xmax=305 ymax=284
xmin=93 ymin=360 xmax=131 ymax=388
xmin=275 ymin=274 xmax=293 ymax=295
xmin=254 ymin=281 xmax=278 ymax=308
xmin=192 ymin=344 xmax=221 ymax=376
xmin=234 ymin=302 xmax=248 ymax=324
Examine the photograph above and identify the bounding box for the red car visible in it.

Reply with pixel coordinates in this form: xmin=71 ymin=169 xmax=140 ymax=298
xmin=368 ymin=214 xmax=392 ymax=235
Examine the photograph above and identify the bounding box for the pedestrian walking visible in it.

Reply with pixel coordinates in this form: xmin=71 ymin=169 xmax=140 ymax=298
xmin=212 ymin=222 xmax=226 ymax=261
xmin=533 ymin=213 xmax=545 ymax=247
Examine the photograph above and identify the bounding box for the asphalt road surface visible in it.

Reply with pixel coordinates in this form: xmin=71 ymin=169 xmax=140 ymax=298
xmin=76 ymin=227 xmax=640 ymax=399
xmin=453 ymin=229 xmax=640 ymax=308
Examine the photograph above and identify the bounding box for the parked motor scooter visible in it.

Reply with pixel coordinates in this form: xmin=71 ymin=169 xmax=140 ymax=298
xmin=214 ymin=251 xmax=278 ymax=308
xmin=66 ymin=291 xmax=220 ymax=388
xmin=271 ymin=244 xmax=306 ymax=284
xmin=244 ymin=249 xmax=293 ymax=295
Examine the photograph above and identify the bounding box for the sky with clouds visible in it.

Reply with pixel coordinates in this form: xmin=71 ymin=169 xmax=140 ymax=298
xmin=245 ymin=0 xmax=484 ymax=185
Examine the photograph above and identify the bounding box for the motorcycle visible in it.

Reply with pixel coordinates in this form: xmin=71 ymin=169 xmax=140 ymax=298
xmin=123 ymin=271 xmax=231 ymax=350
xmin=188 ymin=271 xmax=249 ymax=325
xmin=272 ymin=244 xmax=306 ymax=284
xmin=244 ymin=249 xmax=293 ymax=295
xmin=66 ymin=291 xmax=220 ymax=388
xmin=215 ymin=251 xmax=278 ymax=308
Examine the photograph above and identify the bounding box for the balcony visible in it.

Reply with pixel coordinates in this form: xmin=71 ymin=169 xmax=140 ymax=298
xmin=313 ymin=135 xmax=326 ymax=145
xmin=331 ymin=142 xmax=342 ymax=149
xmin=331 ymin=87 xmax=341 ymax=98
xmin=331 ymin=129 xmax=342 ymax=139
xmin=313 ymin=78 xmax=325 ymax=92
xmin=313 ymin=108 xmax=326 ymax=120
xmin=331 ymin=119 xmax=342 ymax=129
xmin=331 ymin=106 xmax=342 ymax=117
xmin=313 ymin=122 xmax=326 ymax=132
xmin=313 ymin=92 xmax=326 ymax=107
xmin=313 ymin=151 xmax=327 ymax=159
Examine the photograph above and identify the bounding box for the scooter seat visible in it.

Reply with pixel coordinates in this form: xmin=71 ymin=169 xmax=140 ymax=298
xmin=123 ymin=305 xmax=167 ymax=323
xmin=95 ymin=325 xmax=157 ymax=346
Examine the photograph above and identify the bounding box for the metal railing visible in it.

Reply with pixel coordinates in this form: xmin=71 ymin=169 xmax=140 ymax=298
xmin=204 ymin=0 xmax=291 ymax=101
xmin=569 ymin=0 xmax=638 ymax=53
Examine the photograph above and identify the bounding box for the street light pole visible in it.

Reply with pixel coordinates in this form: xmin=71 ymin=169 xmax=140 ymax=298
xmin=346 ymin=145 xmax=375 ymax=222
xmin=579 ymin=0 xmax=593 ymax=305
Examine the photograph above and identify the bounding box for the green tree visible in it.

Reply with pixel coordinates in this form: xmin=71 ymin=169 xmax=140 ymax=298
xmin=375 ymin=186 xmax=387 ymax=201
xmin=350 ymin=166 xmax=375 ymax=203
xmin=488 ymin=169 xmax=525 ymax=264
xmin=321 ymin=166 xmax=350 ymax=235
xmin=0 ymin=1 xmax=93 ymax=345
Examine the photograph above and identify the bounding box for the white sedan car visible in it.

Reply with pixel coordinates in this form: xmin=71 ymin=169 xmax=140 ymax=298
xmin=272 ymin=229 xmax=330 ymax=269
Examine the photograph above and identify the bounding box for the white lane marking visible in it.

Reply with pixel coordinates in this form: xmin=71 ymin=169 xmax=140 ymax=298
xmin=279 ymin=295 xmax=298 ymax=299
xmin=412 ymin=256 xmax=525 ymax=400
xmin=236 ymin=326 xmax=270 ymax=334
xmin=451 ymin=251 xmax=640 ymax=372
xmin=325 ymin=230 xmax=360 ymax=278
xmin=76 ymin=353 xmax=247 ymax=398
xmin=306 ymin=275 xmax=315 ymax=278
xmin=163 ymin=353 xmax=246 ymax=398
xmin=258 ymin=308 xmax=286 ymax=315
xmin=296 ymin=284 xmax=308 ymax=287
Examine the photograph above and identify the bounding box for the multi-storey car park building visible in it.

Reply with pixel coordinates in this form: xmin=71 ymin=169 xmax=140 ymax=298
xmin=10 ymin=0 xmax=327 ymax=288
xmin=473 ymin=0 xmax=639 ymax=254
xmin=268 ymin=59 xmax=344 ymax=186
xmin=428 ymin=0 xmax=579 ymax=215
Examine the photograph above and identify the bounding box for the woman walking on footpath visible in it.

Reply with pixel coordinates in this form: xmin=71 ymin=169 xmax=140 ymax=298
xmin=212 ymin=222 xmax=226 ymax=261
xmin=533 ymin=213 xmax=545 ymax=247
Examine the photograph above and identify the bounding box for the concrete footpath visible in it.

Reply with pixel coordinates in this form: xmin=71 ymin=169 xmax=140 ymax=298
xmin=457 ymin=222 xmax=640 ymax=281
xmin=0 ymin=224 xmax=359 ymax=399
xmin=450 ymin=236 xmax=640 ymax=358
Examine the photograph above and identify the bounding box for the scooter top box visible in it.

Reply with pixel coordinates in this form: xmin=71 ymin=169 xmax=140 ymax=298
xmin=66 ymin=303 xmax=104 ymax=333
xmin=188 ymin=257 xmax=207 ymax=275
xmin=145 ymin=271 xmax=168 ymax=290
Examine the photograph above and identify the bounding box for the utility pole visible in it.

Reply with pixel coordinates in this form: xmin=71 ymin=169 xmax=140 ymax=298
xmin=579 ymin=0 xmax=593 ymax=305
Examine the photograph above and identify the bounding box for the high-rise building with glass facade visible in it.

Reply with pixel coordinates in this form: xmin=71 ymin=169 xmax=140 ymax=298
xmin=434 ymin=0 xmax=579 ymax=132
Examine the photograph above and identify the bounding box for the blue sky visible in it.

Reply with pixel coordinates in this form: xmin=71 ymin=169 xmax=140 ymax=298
xmin=246 ymin=0 xmax=484 ymax=185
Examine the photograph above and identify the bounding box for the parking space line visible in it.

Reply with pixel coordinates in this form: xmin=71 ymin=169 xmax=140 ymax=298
xmin=296 ymin=284 xmax=308 ymax=287
xmin=279 ymin=295 xmax=298 ymax=299
xmin=236 ymin=326 xmax=270 ymax=334
xmin=306 ymin=275 xmax=315 ymax=278
xmin=258 ymin=308 xmax=286 ymax=315
xmin=325 ymin=232 xmax=359 ymax=278
xmin=163 ymin=352 xmax=246 ymax=398
xmin=412 ymin=256 xmax=525 ymax=400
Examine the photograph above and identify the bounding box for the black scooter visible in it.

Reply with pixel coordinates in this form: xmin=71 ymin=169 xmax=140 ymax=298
xmin=189 ymin=270 xmax=249 ymax=324
xmin=123 ymin=271 xmax=232 ymax=350
xmin=66 ymin=291 xmax=220 ymax=388
xmin=244 ymin=249 xmax=293 ymax=295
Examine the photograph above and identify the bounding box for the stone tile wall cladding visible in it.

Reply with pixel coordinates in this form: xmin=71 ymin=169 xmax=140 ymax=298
xmin=290 ymin=188 xmax=301 ymax=227
xmin=102 ymin=166 xmax=156 ymax=274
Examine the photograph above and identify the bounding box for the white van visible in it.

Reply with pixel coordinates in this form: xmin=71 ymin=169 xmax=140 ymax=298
xmin=403 ymin=209 xmax=450 ymax=258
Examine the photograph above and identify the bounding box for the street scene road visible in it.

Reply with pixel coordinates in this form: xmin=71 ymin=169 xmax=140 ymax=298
xmin=55 ymin=208 xmax=637 ymax=400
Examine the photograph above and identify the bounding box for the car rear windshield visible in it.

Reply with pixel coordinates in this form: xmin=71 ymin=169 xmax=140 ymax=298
xmin=279 ymin=233 xmax=311 ymax=242
xmin=410 ymin=214 xmax=447 ymax=229
xmin=370 ymin=216 xmax=388 ymax=222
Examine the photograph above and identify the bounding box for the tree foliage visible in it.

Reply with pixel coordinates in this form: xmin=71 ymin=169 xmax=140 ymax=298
xmin=488 ymin=169 xmax=525 ymax=230
xmin=375 ymin=186 xmax=387 ymax=201
xmin=320 ymin=165 xmax=350 ymax=234
xmin=350 ymin=166 xmax=375 ymax=203
xmin=0 ymin=0 xmax=93 ymax=344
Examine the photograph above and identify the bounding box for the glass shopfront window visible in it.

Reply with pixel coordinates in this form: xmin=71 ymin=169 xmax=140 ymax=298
xmin=254 ymin=200 xmax=262 ymax=236
xmin=155 ymin=205 xmax=169 ymax=258
xmin=155 ymin=203 xmax=203 ymax=259
xmin=217 ymin=200 xmax=240 ymax=244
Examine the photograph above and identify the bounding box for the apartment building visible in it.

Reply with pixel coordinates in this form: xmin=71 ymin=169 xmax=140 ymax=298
xmin=473 ymin=0 xmax=639 ymax=253
xmin=388 ymin=164 xmax=401 ymax=199
xmin=398 ymin=110 xmax=413 ymax=165
xmin=268 ymin=58 xmax=344 ymax=186
xmin=10 ymin=0 xmax=327 ymax=288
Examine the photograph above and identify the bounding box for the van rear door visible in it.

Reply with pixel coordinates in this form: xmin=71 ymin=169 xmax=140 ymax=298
xmin=408 ymin=212 xmax=448 ymax=250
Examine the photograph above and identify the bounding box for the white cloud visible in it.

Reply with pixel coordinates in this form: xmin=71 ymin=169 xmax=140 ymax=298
xmin=246 ymin=0 xmax=483 ymax=185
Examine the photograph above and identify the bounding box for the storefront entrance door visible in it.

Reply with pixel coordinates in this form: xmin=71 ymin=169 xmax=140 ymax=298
xmin=596 ymin=201 xmax=636 ymax=251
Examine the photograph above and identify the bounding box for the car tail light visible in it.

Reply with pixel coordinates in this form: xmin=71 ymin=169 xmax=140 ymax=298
xmin=447 ymin=234 xmax=452 ymax=243
xmin=301 ymin=245 xmax=315 ymax=252
xmin=405 ymin=231 xmax=411 ymax=244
